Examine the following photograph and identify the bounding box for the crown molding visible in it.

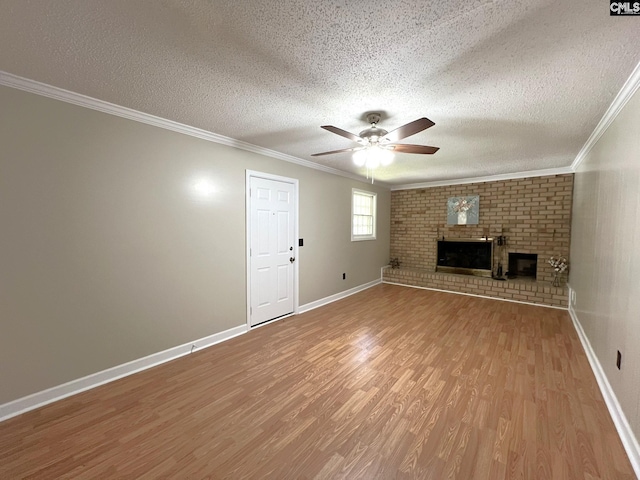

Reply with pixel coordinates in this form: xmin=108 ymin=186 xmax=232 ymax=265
xmin=6 ymin=62 xmax=638 ymax=191
xmin=572 ymin=60 xmax=640 ymax=171
xmin=390 ymin=166 xmax=575 ymax=191
xmin=0 ymin=71 xmax=377 ymax=186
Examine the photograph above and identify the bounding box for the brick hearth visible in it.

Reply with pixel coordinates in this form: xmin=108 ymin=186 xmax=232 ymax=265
xmin=383 ymin=267 xmax=568 ymax=307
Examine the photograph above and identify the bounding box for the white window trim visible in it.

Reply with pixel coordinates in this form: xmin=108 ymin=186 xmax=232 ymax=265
xmin=351 ymin=188 xmax=377 ymax=241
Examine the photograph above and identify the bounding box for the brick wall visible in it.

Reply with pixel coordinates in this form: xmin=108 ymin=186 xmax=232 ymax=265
xmin=387 ymin=174 xmax=573 ymax=306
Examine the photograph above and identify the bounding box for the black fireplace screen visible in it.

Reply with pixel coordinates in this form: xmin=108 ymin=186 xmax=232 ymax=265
xmin=437 ymin=240 xmax=492 ymax=271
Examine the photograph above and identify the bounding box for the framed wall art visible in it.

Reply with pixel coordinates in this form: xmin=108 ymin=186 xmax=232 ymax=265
xmin=447 ymin=195 xmax=479 ymax=225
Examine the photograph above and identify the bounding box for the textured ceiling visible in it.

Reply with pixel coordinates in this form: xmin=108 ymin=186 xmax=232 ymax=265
xmin=1 ymin=0 xmax=639 ymax=186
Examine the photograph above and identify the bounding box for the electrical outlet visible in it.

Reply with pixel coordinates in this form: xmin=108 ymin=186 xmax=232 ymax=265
xmin=342 ymin=273 xmax=346 ymax=280
xmin=616 ymin=350 xmax=622 ymax=370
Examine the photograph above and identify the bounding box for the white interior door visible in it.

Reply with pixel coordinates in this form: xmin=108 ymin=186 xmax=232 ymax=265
xmin=248 ymin=174 xmax=296 ymax=327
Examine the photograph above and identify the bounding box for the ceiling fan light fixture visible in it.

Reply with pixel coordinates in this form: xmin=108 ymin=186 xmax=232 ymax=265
xmin=353 ymin=149 xmax=367 ymax=167
xmin=378 ymin=147 xmax=394 ymax=166
xmin=366 ymin=154 xmax=381 ymax=169
xmin=352 ymin=145 xmax=394 ymax=169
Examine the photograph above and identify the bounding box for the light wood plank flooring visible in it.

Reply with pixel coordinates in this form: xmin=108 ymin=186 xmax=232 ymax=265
xmin=0 ymin=284 xmax=634 ymax=479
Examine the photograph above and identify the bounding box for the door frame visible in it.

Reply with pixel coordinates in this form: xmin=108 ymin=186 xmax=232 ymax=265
xmin=245 ymin=170 xmax=299 ymax=329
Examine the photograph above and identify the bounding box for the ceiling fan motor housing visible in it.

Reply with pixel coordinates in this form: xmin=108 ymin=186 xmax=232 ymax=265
xmin=360 ymin=113 xmax=388 ymax=144
xmin=359 ymin=126 xmax=388 ymax=144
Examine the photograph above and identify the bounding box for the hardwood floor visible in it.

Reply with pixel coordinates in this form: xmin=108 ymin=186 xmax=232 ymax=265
xmin=0 ymin=284 xmax=634 ymax=479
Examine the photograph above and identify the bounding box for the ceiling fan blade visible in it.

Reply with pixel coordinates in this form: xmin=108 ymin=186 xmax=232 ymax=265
xmin=383 ymin=117 xmax=435 ymax=143
xmin=390 ymin=144 xmax=440 ymax=154
xmin=321 ymin=125 xmax=363 ymax=144
xmin=311 ymin=147 xmax=362 ymax=157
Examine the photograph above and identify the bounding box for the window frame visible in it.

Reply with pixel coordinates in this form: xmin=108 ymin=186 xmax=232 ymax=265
xmin=351 ymin=188 xmax=377 ymax=242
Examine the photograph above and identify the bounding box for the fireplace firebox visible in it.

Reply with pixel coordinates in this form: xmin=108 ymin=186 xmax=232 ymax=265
xmin=508 ymin=253 xmax=538 ymax=279
xmin=436 ymin=238 xmax=493 ymax=277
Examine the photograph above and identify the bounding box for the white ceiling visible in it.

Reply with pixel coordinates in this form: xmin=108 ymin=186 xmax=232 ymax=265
xmin=1 ymin=1 xmax=639 ymax=186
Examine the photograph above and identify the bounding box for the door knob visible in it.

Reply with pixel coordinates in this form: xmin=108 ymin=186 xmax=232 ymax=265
xmin=290 ymin=257 xmax=296 ymax=263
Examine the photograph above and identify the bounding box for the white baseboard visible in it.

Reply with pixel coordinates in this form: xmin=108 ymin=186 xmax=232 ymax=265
xmin=298 ymin=278 xmax=381 ymax=314
xmin=1 ymin=278 xmax=383 ymax=422
xmin=568 ymin=304 xmax=640 ymax=477
xmin=0 ymin=324 xmax=247 ymax=423
xmin=382 ymin=281 xmax=567 ymax=310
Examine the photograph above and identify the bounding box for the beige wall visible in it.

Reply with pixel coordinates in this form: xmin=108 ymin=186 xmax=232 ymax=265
xmin=570 ymin=88 xmax=640 ymax=441
xmin=0 ymin=86 xmax=390 ymax=404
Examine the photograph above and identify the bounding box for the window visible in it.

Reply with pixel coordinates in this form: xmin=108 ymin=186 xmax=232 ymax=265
xmin=352 ymin=189 xmax=377 ymax=241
